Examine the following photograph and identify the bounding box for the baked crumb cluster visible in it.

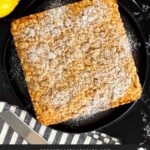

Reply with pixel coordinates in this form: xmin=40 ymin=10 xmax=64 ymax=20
xmin=11 ymin=0 xmax=142 ymax=125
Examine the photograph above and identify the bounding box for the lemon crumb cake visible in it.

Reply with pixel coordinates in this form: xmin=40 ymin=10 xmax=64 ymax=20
xmin=11 ymin=0 xmax=142 ymax=126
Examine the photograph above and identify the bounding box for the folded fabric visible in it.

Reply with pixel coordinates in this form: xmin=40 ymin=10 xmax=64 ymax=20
xmin=0 ymin=102 xmax=120 ymax=144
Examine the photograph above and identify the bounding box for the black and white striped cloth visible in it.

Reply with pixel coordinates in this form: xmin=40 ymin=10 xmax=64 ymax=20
xmin=0 ymin=102 xmax=120 ymax=144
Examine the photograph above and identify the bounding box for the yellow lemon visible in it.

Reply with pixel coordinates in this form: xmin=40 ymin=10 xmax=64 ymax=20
xmin=0 ymin=0 xmax=19 ymax=18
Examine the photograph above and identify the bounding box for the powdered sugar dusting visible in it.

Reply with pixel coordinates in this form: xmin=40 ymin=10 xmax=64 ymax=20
xmin=127 ymin=32 xmax=141 ymax=53
xmin=142 ymin=4 xmax=150 ymax=12
xmin=11 ymin=0 xmax=141 ymax=124
xmin=140 ymin=111 xmax=150 ymax=145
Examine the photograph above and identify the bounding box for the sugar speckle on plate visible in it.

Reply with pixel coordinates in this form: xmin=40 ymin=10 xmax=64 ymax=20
xmin=140 ymin=111 xmax=150 ymax=145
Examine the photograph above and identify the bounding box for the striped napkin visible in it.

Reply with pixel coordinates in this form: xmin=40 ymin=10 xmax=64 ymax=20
xmin=0 ymin=102 xmax=120 ymax=144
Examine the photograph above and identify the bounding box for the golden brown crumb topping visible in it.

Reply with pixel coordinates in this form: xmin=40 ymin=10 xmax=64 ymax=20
xmin=11 ymin=0 xmax=142 ymax=125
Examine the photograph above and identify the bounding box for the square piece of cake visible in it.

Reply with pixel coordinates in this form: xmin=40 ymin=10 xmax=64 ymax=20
xmin=11 ymin=0 xmax=142 ymax=126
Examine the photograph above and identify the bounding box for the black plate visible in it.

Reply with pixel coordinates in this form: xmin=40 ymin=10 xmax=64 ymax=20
xmin=1 ymin=0 xmax=148 ymax=133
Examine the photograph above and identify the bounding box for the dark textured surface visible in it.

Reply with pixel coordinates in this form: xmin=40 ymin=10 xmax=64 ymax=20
xmin=0 ymin=0 xmax=150 ymax=144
